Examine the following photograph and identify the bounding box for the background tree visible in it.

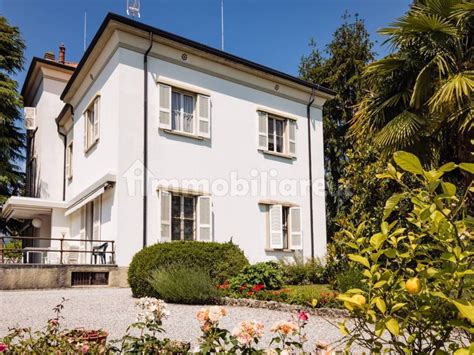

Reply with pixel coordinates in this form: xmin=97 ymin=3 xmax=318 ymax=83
xmin=351 ymin=0 xmax=473 ymax=167
xmin=299 ymin=13 xmax=375 ymax=239
xmin=0 ymin=16 xmax=25 ymax=205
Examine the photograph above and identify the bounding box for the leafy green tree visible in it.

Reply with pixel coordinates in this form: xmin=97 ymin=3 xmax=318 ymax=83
xmin=299 ymin=13 xmax=375 ymax=239
xmin=337 ymin=152 xmax=473 ymax=353
xmin=0 ymin=16 xmax=25 ymax=204
xmin=351 ymin=0 xmax=473 ymax=165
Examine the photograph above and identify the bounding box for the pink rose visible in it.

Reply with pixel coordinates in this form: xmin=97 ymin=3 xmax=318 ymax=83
xmin=0 ymin=343 xmax=8 ymax=353
xmin=298 ymin=311 xmax=309 ymax=322
xmin=82 ymin=344 xmax=89 ymax=353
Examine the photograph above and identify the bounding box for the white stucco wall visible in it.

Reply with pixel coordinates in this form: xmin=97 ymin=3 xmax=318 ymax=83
xmin=31 ymin=76 xmax=68 ymax=200
xmin=31 ymin=42 xmax=327 ymax=266
xmin=106 ymin=47 xmax=327 ymax=265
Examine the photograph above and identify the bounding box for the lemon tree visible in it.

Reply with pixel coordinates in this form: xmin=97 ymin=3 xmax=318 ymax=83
xmin=337 ymin=151 xmax=473 ymax=354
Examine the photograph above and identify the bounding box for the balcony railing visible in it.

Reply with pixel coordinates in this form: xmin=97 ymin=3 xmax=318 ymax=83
xmin=0 ymin=236 xmax=116 ymax=265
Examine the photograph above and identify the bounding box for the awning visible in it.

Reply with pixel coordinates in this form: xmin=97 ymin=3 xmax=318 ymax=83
xmin=64 ymin=186 xmax=105 ymax=216
xmin=2 ymin=197 xmax=68 ymax=220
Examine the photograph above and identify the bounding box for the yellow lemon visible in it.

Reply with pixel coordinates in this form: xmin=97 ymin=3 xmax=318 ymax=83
xmin=352 ymin=294 xmax=366 ymax=307
xmin=405 ymin=277 xmax=422 ymax=295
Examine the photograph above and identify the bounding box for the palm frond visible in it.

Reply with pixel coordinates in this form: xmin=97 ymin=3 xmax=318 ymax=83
xmin=373 ymin=111 xmax=424 ymax=148
xmin=364 ymin=57 xmax=406 ymax=76
xmin=428 ymin=71 xmax=474 ymax=111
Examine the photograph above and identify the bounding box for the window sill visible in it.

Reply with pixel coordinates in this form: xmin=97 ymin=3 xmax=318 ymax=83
xmin=84 ymin=140 xmax=98 ymax=154
xmin=161 ymin=128 xmax=205 ymax=140
xmin=259 ymin=149 xmax=295 ymax=160
xmin=265 ymin=248 xmax=296 ymax=253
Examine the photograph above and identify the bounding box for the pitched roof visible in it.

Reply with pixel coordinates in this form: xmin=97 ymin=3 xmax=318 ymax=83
xmin=21 ymin=57 xmax=75 ymax=99
xmin=61 ymin=13 xmax=335 ymax=100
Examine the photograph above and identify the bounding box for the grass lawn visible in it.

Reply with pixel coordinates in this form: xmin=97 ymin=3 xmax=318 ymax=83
xmin=285 ymin=284 xmax=339 ymax=307
xmin=286 ymin=284 xmax=333 ymax=298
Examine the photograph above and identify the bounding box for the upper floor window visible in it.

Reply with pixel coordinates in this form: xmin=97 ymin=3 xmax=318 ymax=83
xmin=84 ymin=96 xmax=100 ymax=151
xmin=172 ymin=91 xmax=195 ymax=134
xmin=158 ymin=83 xmax=210 ymax=139
xmin=258 ymin=111 xmax=296 ymax=158
xmin=66 ymin=141 xmax=73 ymax=181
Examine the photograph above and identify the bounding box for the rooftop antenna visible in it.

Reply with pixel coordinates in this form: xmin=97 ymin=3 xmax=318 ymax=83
xmin=127 ymin=0 xmax=141 ymax=18
xmin=221 ymin=0 xmax=224 ymax=50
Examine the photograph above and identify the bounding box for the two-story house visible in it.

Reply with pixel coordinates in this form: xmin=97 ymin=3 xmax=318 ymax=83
xmin=2 ymin=13 xmax=334 ymax=268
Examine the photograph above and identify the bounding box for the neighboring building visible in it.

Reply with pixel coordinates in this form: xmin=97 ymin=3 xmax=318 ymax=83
xmin=2 ymin=13 xmax=333 ymax=266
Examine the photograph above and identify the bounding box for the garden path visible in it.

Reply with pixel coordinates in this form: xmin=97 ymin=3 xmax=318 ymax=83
xmin=0 ymin=287 xmax=364 ymax=352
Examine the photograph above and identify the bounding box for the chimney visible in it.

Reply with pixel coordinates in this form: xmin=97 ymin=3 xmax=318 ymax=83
xmin=58 ymin=43 xmax=66 ymax=64
xmin=44 ymin=51 xmax=55 ymax=61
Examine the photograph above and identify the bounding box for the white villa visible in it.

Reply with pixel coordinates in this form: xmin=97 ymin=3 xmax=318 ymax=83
xmin=2 ymin=13 xmax=333 ymax=269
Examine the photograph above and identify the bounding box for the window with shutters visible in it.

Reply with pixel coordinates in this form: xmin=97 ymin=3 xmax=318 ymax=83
xmin=84 ymin=96 xmax=100 ymax=152
xmin=266 ymin=204 xmax=302 ymax=250
xmin=257 ymin=111 xmax=296 ymax=158
xmin=160 ymin=190 xmax=212 ymax=242
xmin=66 ymin=141 xmax=73 ymax=181
xmin=158 ymin=84 xmax=211 ymax=139
xmin=171 ymin=194 xmax=196 ymax=241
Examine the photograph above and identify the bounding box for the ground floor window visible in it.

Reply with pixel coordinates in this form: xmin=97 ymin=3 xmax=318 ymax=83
xmin=267 ymin=204 xmax=302 ymax=250
xmin=171 ymin=194 xmax=196 ymax=241
xmin=160 ymin=190 xmax=212 ymax=242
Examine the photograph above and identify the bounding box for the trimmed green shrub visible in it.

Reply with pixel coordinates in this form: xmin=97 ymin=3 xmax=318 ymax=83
xmin=333 ymin=267 xmax=366 ymax=293
xmin=149 ymin=266 xmax=218 ymax=304
xmin=229 ymin=261 xmax=283 ymax=291
xmin=280 ymin=256 xmax=327 ymax=285
xmin=128 ymin=241 xmax=248 ymax=297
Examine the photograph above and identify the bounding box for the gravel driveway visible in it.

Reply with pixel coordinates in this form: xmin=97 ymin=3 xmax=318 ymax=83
xmin=0 ymin=287 xmax=356 ymax=352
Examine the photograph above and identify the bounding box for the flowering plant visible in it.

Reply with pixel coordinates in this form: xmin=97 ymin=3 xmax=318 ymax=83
xmin=0 ymin=298 xmax=107 ymax=354
xmin=230 ymin=320 xmax=265 ymax=352
xmin=196 ymin=306 xmax=231 ymax=353
xmin=269 ymin=311 xmax=309 ymax=352
xmin=114 ymin=297 xmax=173 ymax=353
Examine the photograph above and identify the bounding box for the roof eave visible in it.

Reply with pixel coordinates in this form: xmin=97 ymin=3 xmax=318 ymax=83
xmin=61 ymin=12 xmax=335 ymax=101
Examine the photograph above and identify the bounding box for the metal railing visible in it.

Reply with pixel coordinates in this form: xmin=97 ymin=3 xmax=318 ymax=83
xmin=0 ymin=236 xmax=116 ymax=265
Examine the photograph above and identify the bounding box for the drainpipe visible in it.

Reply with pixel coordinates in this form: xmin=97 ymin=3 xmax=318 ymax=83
xmin=143 ymin=32 xmax=153 ymax=249
xmin=56 ymin=104 xmax=74 ymax=201
xmin=306 ymin=88 xmax=316 ymax=258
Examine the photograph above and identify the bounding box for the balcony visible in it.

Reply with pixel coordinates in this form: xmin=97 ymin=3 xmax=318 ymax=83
xmin=0 ymin=236 xmax=116 ymax=265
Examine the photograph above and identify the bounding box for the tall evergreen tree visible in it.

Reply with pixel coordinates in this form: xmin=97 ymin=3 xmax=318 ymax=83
xmin=299 ymin=13 xmax=375 ymax=239
xmin=0 ymin=16 xmax=25 ymax=204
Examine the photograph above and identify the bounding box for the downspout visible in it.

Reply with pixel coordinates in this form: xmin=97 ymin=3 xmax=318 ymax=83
xmin=306 ymin=88 xmax=316 ymax=258
xmin=143 ymin=32 xmax=153 ymax=249
xmin=56 ymin=103 xmax=74 ymax=201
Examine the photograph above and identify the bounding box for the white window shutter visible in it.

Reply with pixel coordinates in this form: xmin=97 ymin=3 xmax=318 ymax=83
xmin=93 ymin=97 xmax=100 ymax=142
xmin=83 ymin=111 xmax=88 ymax=151
xmin=92 ymin=197 xmax=101 ymax=240
xmin=158 ymin=84 xmax=172 ymax=129
xmin=269 ymin=204 xmax=283 ymax=249
xmin=288 ymin=120 xmax=296 ymax=156
xmin=160 ymin=190 xmax=171 ymax=242
xmin=257 ymin=111 xmax=268 ymax=150
xmin=80 ymin=206 xmax=86 ymax=240
xmin=289 ymin=207 xmax=303 ymax=250
xmin=197 ymin=95 xmax=211 ymax=138
xmin=65 ymin=145 xmax=71 ymax=180
xmin=197 ymin=196 xmax=212 ymax=241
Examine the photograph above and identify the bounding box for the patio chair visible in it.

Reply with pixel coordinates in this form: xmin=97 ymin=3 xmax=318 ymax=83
xmin=92 ymin=242 xmax=108 ymax=264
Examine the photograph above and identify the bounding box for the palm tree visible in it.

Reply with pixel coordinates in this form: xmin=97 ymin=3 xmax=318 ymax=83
xmin=351 ymin=0 xmax=473 ymax=165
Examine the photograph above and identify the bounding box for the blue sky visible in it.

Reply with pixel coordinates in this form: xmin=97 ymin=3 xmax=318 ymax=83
xmin=2 ymin=0 xmax=412 ymax=90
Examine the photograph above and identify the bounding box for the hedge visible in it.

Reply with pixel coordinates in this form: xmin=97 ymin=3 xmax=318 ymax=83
xmin=128 ymin=241 xmax=249 ymax=297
